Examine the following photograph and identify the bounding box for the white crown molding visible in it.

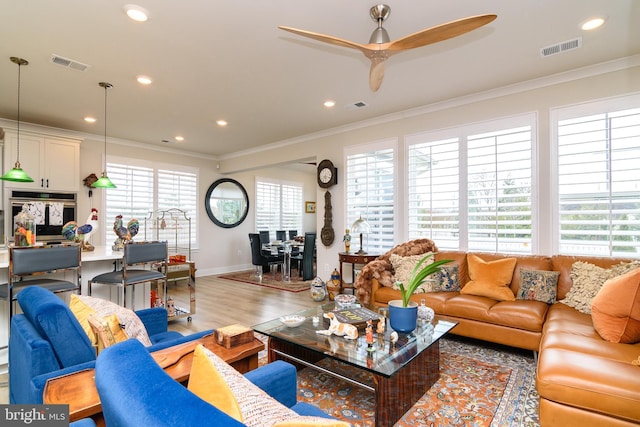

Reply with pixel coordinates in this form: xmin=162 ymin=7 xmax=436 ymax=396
xmin=0 ymin=119 xmax=218 ymax=161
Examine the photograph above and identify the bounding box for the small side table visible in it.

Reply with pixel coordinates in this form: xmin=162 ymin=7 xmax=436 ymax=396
xmin=338 ymin=252 xmax=380 ymax=294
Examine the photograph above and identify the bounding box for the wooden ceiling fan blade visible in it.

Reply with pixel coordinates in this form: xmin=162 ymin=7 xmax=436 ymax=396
xmin=368 ymin=54 xmax=387 ymax=92
xmin=386 ymin=14 xmax=497 ymax=52
xmin=278 ymin=26 xmax=371 ymax=54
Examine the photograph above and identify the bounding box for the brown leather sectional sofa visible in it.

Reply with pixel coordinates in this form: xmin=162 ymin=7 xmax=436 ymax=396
xmin=353 ymin=243 xmax=640 ymax=426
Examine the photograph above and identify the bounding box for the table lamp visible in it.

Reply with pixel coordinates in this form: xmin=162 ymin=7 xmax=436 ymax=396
xmin=351 ymin=216 xmax=371 ymax=254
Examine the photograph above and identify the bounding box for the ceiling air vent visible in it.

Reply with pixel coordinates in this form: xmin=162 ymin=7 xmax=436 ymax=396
xmin=540 ymin=37 xmax=582 ymax=58
xmin=345 ymin=101 xmax=369 ymax=110
xmin=50 ymin=54 xmax=90 ymax=71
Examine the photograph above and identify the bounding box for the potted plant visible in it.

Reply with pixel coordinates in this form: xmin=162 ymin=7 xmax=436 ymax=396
xmin=388 ymin=253 xmax=451 ymax=333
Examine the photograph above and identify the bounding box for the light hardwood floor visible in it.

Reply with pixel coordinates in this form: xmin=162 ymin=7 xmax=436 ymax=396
xmin=167 ymin=274 xmax=323 ymax=335
xmin=0 ymin=274 xmax=323 ymax=405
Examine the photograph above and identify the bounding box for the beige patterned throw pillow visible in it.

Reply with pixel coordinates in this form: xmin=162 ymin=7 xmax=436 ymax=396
xmin=74 ymin=295 xmax=152 ymax=346
xmin=560 ymin=261 xmax=640 ymax=314
xmin=192 ymin=345 xmax=348 ymax=426
xmin=390 ymin=253 xmax=434 ymax=292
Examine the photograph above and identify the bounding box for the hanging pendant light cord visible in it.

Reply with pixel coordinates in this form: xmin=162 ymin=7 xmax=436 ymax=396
xmin=16 ymin=60 xmax=22 ymax=165
xmin=103 ymin=83 xmax=108 ymax=172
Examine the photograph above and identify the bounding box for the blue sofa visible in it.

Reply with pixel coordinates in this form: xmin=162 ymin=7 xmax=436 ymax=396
xmin=95 ymin=339 xmax=334 ymax=426
xmin=9 ymin=286 xmax=213 ymax=404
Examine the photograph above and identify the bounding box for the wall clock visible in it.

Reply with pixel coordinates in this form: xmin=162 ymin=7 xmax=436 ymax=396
xmin=317 ymin=159 xmax=337 ymax=188
xmin=321 ymin=190 xmax=335 ymax=246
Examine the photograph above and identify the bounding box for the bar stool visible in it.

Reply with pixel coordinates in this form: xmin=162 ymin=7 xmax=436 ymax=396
xmin=5 ymin=244 xmax=82 ymax=318
xmin=88 ymin=241 xmax=168 ymax=310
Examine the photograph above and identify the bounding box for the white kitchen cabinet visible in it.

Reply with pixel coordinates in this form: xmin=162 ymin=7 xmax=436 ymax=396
xmin=3 ymin=129 xmax=81 ymax=192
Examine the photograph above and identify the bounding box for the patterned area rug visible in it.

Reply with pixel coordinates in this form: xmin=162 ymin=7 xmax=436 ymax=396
xmin=258 ymin=336 xmax=539 ymax=426
xmin=218 ymin=270 xmax=311 ymax=292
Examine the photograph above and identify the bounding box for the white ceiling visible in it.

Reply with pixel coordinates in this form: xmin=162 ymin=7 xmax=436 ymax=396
xmin=1 ymin=1 xmax=638 ymax=158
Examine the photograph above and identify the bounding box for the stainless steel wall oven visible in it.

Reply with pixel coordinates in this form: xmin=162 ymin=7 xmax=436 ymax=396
xmin=9 ymin=190 xmax=77 ymax=243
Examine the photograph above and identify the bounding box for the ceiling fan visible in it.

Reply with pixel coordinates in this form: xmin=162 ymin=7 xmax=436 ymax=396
xmin=279 ymin=4 xmax=496 ymax=92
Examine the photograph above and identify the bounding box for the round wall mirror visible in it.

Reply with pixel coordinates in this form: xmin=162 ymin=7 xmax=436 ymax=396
xmin=205 ymin=178 xmax=249 ymax=228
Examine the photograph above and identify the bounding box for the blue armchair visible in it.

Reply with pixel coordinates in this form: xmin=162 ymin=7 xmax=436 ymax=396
xmin=95 ymin=339 xmax=336 ymax=426
xmin=9 ymin=286 xmax=213 ymax=404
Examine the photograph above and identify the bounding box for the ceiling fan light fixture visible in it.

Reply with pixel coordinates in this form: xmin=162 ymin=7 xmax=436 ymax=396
xmin=369 ymin=27 xmax=390 ymax=44
xmin=2 ymin=56 xmax=34 ymax=183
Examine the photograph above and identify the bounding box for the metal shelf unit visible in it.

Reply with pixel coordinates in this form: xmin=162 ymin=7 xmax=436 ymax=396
xmin=145 ymin=209 xmax=195 ymax=322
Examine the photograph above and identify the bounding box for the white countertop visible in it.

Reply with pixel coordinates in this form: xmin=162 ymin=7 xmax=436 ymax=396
xmin=0 ymin=245 xmax=123 ymax=269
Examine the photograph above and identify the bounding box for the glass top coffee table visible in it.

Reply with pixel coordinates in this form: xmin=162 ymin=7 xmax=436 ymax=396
xmin=253 ymin=302 xmax=457 ymax=427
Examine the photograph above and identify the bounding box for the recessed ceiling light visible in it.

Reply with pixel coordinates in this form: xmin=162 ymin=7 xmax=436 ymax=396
xmin=175 ymin=136 xmax=184 ymax=142
xmin=136 ymin=75 xmax=152 ymax=85
xmin=124 ymin=4 xmax=149 ymax=22
xmin=581 ymin=17 xmax=605 ymax=31
xmin=84 ymin=116 xmax=96 ymax=123
xmin=324 ymin=100 xmax=336 ymax=108
xmin=216 ymin=120 xmax=228 ymax=127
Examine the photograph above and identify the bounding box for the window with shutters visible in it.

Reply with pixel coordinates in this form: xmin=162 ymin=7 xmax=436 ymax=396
xmin=553 ymin=95 xmax=640 ymax=257
xmin=104 ymin=156 xmax=198 ymax=248
xmin=255 ymin=178 xmax=303 ymax=239
xmin=407 ymin=137 xmax=460 ymax=249
xmin=345 ymin=139 xmax=397 ymax=254
xmin=406 ymin=114 xmax=534 ymax=253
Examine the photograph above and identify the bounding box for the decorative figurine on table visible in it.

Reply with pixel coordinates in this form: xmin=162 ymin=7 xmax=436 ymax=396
xmin=366 ymin=319 xmax=375 ymax=352
xmin=62 ymin=208 xmax=99 ymax=251
xmin=343 ymin=229 xmax=351 ymax=253
xmin=327 ymin=268 xmax=341 ymax=301
xmin=112 ymin=214 xmax=140 ymax=251
xmin=376 ymin=316 xmax=386 ymax=334
xmin=316 ymin=312 xmax=358 ymax=340
xmin=390 ymin=331 xmax=399 ymax=347
xmin=418 ymin=298 xmax=435 ymax=322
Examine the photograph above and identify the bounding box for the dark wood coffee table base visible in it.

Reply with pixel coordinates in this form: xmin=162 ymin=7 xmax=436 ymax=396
xmin=268 ymin=337 xmax=440 ymax=427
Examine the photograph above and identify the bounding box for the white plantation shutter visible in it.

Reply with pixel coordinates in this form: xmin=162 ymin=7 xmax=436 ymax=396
xmin=467 ymin=126 xmax=532 ymax=253
xmin=345 ymin=140 xmax=396 ymax=253
xmin=255 ymin=178 xmax=302 ymax=236
xmin=555 ymin=101 xmax=640 ymax=257
xmin=281 ymin=183 xmax=303 ymax=230
xmin=407 ymin=137 xmax=460 ymax=249
xmin=104 ymin=158 xmax=198 ymax=248
xmin=158 ymin=169 xmax=197 ymax=245
xmin=405 ymin=115 xmax=533 ymax=253
xmin=104 ymin=162 xmax=154 ymax=243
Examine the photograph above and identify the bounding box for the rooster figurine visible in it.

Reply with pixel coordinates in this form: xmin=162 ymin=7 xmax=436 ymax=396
xmin=112 ymin=215 xmax=140 ymax=250
xmin=62 ymin=208 xmax=99 ymax=251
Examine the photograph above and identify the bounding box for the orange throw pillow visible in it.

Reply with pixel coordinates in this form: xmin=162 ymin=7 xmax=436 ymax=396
xmin=591 ymin=268 xmax=640 ymax=344
xmin=460 ymin=254 xmax=517 ymax=301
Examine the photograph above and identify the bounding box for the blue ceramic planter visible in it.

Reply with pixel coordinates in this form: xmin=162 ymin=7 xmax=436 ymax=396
xmin=388 ymin=300 xmax=418 ymax=333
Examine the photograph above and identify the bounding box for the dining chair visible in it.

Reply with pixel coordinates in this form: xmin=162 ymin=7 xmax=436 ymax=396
xmin=249 ymin=233 xmax=267 ymax=279
xmin=276 ymin=230 xmax=286 ymax=241
xmin=250 ymin=233 xmax=283 ymax=277
xmin=258 ymin=230 xmax=270 ymax=246
xmin=288 ymin=230 xmax=297 ymax=240
xmin=88 ymin=241 xmax=168 ymax=310
xmin=2 ymin=244 xmax=82 ymax=320
xmin=292 ymin=232 xmax=316 ymax=280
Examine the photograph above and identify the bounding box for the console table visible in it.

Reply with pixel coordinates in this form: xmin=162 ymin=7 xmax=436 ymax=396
xmin=338 ymin=252 xmax=380 ymax=293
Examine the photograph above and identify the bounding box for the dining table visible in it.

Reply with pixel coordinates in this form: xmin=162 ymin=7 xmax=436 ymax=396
xmin=261 ymin=240 xmax=304 ymax=282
